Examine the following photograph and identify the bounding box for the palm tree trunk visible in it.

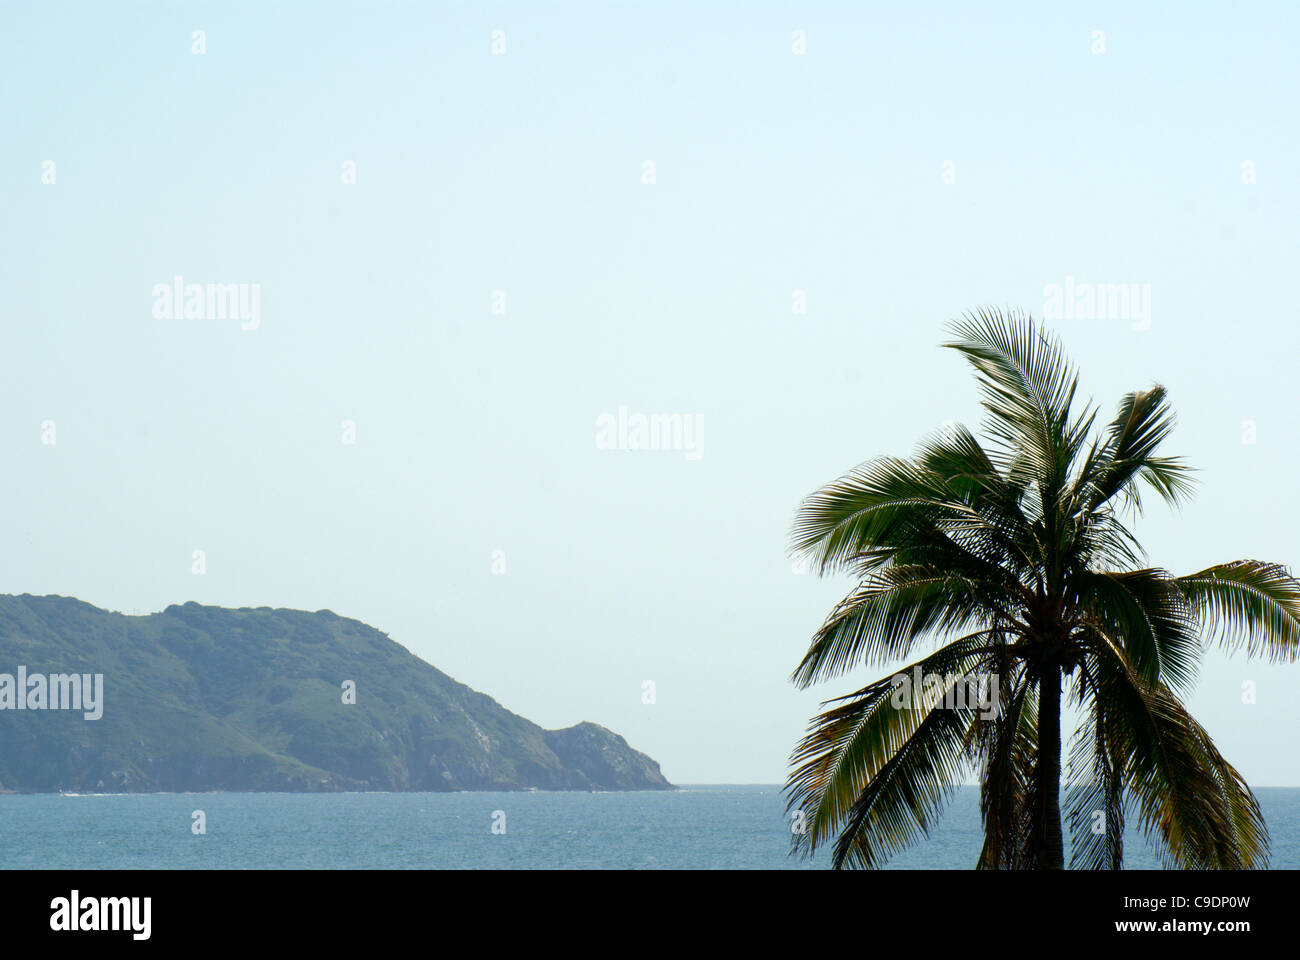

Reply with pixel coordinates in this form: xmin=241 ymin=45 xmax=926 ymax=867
xmin=1036 ymin=665 xmax=1065 ymax=869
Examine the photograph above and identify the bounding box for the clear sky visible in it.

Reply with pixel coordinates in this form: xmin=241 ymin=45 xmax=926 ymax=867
xmin=2 ymin=2 xmax=1298 ymax=785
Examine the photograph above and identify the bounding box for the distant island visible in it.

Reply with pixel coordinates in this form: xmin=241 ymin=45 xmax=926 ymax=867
xmin=0 ymin=595 xmax=673 ymax=793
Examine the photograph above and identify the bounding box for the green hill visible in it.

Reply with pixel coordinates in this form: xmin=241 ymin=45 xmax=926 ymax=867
xmin=0 ymin=595 xmax=673 ymax=793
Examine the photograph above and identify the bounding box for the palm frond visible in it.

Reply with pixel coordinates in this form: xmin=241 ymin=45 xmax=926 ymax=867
xmin=829 ymin=679 xmax=980 ymax=869
xmin=791 ymin=566 xmax=999 ymax=687
xmin=1075 ymin=568 xmax=1201 ymax=695
xmin=1176 ymin=561 xmax=1300 ymax=662
xmin=942 ymin=308 xmax=1082 ymax=494
xmin=786 ymin=632 xmax=992 ymax=866
xmin=1080 ymin=386 xmax=1197 ymax=513
xmin=1087 ymin=630 xmax=1268 ymax=869
xmin=1063 ymin=675 xmax=1125 ymax=870
xmin=973 ymin=671 xmax=1038 ymax=869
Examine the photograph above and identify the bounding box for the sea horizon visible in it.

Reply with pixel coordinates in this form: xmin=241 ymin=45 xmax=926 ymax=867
xmin=5 ymin=785 xmax=1299 ymax=870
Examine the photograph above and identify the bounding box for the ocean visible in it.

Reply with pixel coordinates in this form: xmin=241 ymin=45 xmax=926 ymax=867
xmin=2 ymin=785 xmax=1297 ymax=869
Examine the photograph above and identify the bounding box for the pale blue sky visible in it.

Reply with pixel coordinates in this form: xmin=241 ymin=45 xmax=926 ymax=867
xmin=2 ymin=2 xmax=1298 ymax=784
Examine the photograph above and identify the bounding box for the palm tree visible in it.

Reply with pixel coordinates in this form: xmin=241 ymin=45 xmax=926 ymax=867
xmin=785 ymin=308 xmax=1300 ymax=869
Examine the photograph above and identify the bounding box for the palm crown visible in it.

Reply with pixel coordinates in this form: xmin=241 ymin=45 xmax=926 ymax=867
xmin=786 ymin=309 xmax=1300 ymax=869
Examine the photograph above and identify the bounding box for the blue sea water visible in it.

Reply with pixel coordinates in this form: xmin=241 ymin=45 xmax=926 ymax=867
xmin=1 ymin=786 xmax=1297 ymax=869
